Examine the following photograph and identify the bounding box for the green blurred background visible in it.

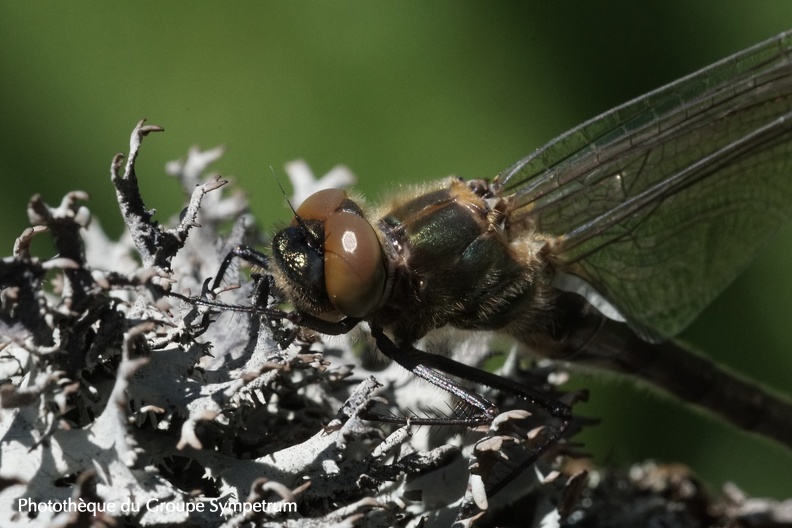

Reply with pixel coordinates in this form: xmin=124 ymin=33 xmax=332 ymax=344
xmin=2 ymin=2 xmax=792 ymax=498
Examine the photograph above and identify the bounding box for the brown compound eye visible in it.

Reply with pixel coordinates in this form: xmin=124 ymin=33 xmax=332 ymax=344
xmin=293 ymin=188 xmax=348 ymax=225
xmin=323 ymin=211 xmax=386 ymax=318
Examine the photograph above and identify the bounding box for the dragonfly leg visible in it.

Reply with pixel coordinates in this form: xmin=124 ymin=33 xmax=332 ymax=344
xmin=403 ymin=347 xmax=572 ymax=421
xmin=369 ymin=324 xmax=499 ymax=421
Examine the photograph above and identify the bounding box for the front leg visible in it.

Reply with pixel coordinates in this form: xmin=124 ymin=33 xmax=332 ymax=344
xmin=211 ymin=244 xmax=270 ymax=291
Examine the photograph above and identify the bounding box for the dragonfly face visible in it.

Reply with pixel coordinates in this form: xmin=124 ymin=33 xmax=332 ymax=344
xmin=271 ymin=188 xmax=387 ymax=319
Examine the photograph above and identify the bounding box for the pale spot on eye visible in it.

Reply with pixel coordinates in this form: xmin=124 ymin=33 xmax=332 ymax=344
xmin=341 ymin=231 xmax=358 ymax=253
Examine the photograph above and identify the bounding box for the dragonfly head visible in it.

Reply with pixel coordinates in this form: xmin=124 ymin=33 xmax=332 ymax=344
xmin=272 ymin=188 xmax=387 ymax=319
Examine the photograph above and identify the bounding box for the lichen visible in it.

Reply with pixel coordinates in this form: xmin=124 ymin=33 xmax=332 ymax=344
xmin=1 ymin=121 xmax=788 ymax=528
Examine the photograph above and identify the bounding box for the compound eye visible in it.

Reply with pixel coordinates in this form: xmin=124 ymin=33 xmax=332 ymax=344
xmin=293 ymin=188 xmax=348 ymax=225
xmin=324 ymin=211 xmax=386 ymax=318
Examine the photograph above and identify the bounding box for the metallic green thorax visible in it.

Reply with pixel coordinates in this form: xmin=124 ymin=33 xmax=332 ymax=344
xmin=373 ymin=178 xmax=547 ymax=343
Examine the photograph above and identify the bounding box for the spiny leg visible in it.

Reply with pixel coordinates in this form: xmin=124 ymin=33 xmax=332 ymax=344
xmin=368 ymin=324 xmax=576 ymax=499
xmin=369 ymin=324 xmax=500 ymax=425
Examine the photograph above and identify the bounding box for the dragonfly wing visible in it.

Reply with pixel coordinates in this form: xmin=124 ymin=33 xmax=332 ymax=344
xmin=499 ymin=31 xmax=792 ymax=338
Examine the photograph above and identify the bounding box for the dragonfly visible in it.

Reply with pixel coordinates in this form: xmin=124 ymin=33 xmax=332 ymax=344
xmin=185 ymin=30 xmax=792 ymax=488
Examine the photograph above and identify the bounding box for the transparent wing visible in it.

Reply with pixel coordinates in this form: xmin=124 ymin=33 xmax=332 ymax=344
xmin=497 ymin=31 xmax=792 ymax=338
